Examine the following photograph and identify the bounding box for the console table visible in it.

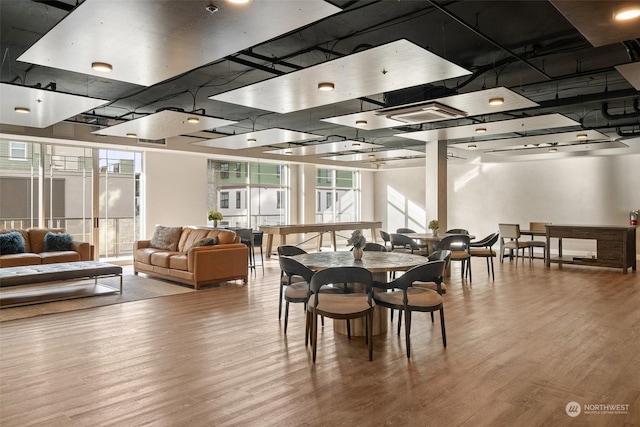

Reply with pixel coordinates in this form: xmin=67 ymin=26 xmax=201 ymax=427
xmin=545 ymin=225 xmax=637 ymax=273
xmin=260 ymin=221 xmax=382 ymax=257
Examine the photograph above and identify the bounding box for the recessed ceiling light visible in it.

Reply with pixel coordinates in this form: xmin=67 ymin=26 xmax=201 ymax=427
xmin=126 ymin=133 xmax=137 ymax=138
xmin=227 ymin=0 xmax=251 ymax=3
xmin=576 ymin=133 xmax=588 ymax=139
xmin=475 ymin=127 xmax=487 ymax=133
xmin=284 ymin=149 xmax=292 ymax=155
xmin=187 ymin=117 xmax=200 ymax=124
xmin=614 ymin=6 xmax=640 ymax=20
xmin=468 ymin=144 xmax=477 ymax=149
xmin=367 ymin=154 xmax=376 ymax=159
xmin=488 ymin=97 xmax=504 ymax=106
xmin=91 ymin=62 xmax=113 ymax=72
xmin=355 ymin=120 xmax=367 ymax=126
xmin=318 ymin=82 xmax=335 ymax=91
xmin=14 ymin=107 xmax=30 ymax=114
xmin=247 ymin=138 xmax=257 ymax=143
xmin=549 ymin=148 xmax=558 ymax=153
xmin=352 ymin=142 xmax=361 ymax=147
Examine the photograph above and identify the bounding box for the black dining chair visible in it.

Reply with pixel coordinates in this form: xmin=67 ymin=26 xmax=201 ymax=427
xmin=276 ymin=245 xmax=308 ymax=320
xmin=436 ymin=234 xmax=472 ymax=281
xmin=470 ymin=232 xmax=500 ymax=280
xmin=306 ymin=266 xmax=375 ymax=362
xmin=373 ymin=260 xmax=447 ymax=358
xmin=396 ymin=227 xmax=416 ymax=234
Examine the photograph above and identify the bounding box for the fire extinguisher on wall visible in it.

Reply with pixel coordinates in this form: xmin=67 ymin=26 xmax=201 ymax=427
xmin=631 ymin=210 xmax=639 ymax=226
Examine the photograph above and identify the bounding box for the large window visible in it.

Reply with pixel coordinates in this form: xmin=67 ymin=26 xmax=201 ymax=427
xmin=208 ymin=160 xmax=288 ymax=228
xmin=316 ymin=168 xmax=360 ymax=223
xmin=0 ymin=140 xmax=142 ymax=260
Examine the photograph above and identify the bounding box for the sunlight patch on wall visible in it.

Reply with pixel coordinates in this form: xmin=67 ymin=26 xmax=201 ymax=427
xmin=387 ymin=185 xmax=426 ymax=231
xmin=454 ymin=167 xmax=480 ymax=192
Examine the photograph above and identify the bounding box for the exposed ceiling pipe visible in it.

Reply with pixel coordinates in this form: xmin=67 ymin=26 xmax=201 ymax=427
xmin=601 ymin=100 xmax=640 ymax=121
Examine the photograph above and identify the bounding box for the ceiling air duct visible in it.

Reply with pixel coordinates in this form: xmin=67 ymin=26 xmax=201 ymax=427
xmin=375 ymin=101 xmax=467 ymax=124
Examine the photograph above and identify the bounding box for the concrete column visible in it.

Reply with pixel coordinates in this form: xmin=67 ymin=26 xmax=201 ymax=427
xmin=425 ymin=140 xmax=448 ymax=232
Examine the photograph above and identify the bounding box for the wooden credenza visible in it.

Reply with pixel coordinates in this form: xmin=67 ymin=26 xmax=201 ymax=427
xmin=545 ymin=225 xmax=637 ymax=273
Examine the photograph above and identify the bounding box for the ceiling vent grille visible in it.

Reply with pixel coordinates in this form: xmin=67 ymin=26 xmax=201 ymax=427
xmin=137 ymin=138 xmax=167 ymax=146
xmin=376 ymin=102 xmax=467 ymax=124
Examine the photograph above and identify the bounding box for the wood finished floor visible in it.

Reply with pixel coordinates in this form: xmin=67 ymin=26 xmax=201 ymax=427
xmin=1 ymin=256 xmax=639 ymax=427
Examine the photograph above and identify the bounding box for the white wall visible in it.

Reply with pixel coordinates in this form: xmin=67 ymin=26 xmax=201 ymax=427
xmin=372 ymin=154 xmax=640 ymax=255
xmin=143 ymin=151 xmax=208 ymax=238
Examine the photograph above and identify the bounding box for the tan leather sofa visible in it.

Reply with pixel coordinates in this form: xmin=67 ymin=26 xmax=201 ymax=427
xmin=0 ymin=228 xmax=92 ymax=268
xmin=133 ymin=226 xmax=249 ymax=289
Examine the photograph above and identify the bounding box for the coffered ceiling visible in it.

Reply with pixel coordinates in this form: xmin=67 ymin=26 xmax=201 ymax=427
xmin=1 ymin=0 xmax=639 ymax=168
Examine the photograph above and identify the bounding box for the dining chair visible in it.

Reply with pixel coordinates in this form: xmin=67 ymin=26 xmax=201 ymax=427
xmin=277 ymin=245 xmax=307 ymax=320
xmin=436 ymin=234 xmax=472 ymax=281
xmin=396 ymin=228 xmax=416 ymax=233
xmin=252 ymin=230 xmax=265 ymax=273
xmin=305 ymin=266 xmax=375 ymax=362
xmin=236 ymin=228 xmax=256 ymax=272
xmin=373 ymin=260 xmax=447 ymax=358
xmin=414 ymin=250 xmax=452 ymax=294
xmin=363 ymin=242 xmax=387 ymax=252
xmin=469 ymin=232 xmax=500 ymax=280
xmin=445 ymin=228 xmax=469 ymax=235
xmin=279 ymin=256 xmax=343 ymax=334
xmin=390 ymin=233 xmax=426 ymax=254
xmin=498 ymin=224 xmax=532 ymax=264
xmin=528 ymin=222 xmax=550 ymax=260
xmin=379 ymin=230 xmax=392 ymax=249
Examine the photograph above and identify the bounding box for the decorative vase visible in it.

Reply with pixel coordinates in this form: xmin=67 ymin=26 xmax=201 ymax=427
xmin=213 ymin=220 xmax=218 ymax=228
xmin=353 ymin=247 xmax=364 ymax=261
xmin=432 ymin=229 xmax=438 ymax=237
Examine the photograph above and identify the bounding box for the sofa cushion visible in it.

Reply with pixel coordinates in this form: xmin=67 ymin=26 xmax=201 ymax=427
xmin=41 ymin=251 xmax=81 ymax=264
xmin=169 ymin=254 xmax=188 ymax=271
xmin=0 ymin=231 xmax=26 ymax=255
xmin=150 ymin=251 xmax=180 ymax=268
xmin=134 ymin=247 xmax=163 ymax=264
xmin=179 ymin=228 xmax=211 ymax=253
xmin=150 ymin=226 xmax=182 ymax=251
xmin=0 ymin=253 xmax=42 ymax=268
xmin=210 ymin=229 xmax=238 ymax=245
xmin=44 ymin=232 xmax=73 ymax=252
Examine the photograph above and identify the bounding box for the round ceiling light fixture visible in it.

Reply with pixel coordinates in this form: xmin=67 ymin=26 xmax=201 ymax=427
xmin=14 ymin=107 xmax=30 ymax=114
xmin=227 ymin=0 xmax=251 ymax=3
xmin=352 ymin=142 xmax=361 ymax=147
xmin=247 ymin=138 xmax=257 ymax=143
xmin=488 ymin=97 xmax=504 ymax=106
xmin=317 ymin=82 xmax=335 ymax=91
xmin=187 ymin=117 xmax=200 ymax=124
xmin=614 ymin=6 xmax=640 ymax=20
xmin=468 ymin=144 xmax=477 ymax=149
xmin=576 ymin=133 xmax=588 ymax=139
xmin=91 ymin=62 xmax=113 ymax=72
xmin=126 ymin=133 xmax=137 ymax=138
xmin=548 ymin=148 xmax=558 ymax=153
xmin=355 ymin=120 xmax=367 ymax=126
xmin=475 ymin=127 xmax=487 ymax=133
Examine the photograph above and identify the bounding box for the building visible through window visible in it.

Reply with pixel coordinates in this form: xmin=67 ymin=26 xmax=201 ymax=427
xmin=220 ymin=191 xmax=229 ymax=208
xmin=221 ymin=163 xmax=229 ymax=179
xmin=9 ymin=141 xmax=27 ymax=160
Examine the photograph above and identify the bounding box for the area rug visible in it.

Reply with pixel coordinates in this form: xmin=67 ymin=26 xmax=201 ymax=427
xmin=0 ymin=273 xmax=195 ymax=322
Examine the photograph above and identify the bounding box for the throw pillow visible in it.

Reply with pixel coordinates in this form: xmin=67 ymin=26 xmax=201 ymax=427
xmin=150 ymin=226 xmax=183 ymax=251
xmin=187 ymin=237 xmax=218 ymax=255
xmin=0 ymin=231 xmax=27 ymax=255
xmin=43 ymin=232 xmax=73 ymax=252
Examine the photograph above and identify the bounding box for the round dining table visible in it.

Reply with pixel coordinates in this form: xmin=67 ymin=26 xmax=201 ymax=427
xmin=291 ymin=251 xmax=429 ymax=336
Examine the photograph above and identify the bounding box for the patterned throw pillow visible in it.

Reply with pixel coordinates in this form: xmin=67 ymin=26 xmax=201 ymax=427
xmin=187 ymin=237 xmax=218 ymax=255
xmin=150 ymin=226 xmax=183 ymax=251
xmin=0 ymin=231 xmax=27 ymax=255
xmin=43 ymin=232 xmax=73 ymax=252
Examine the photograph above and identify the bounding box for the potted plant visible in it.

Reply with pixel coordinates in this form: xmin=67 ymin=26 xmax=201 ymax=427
xmin=428 ymin=219 xmax=440 ymax=237
xmin=347 ymin=229 xmax=367 ymax=260
xmin=208 ymin=211 xmax=223 ymax=228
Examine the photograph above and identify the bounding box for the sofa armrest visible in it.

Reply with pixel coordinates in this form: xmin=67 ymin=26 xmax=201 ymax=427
xmin=188 ymin=243 xmax=248 ymax=278
xmin=134 ymin=240 xmax=151 ymax=250
xmin=71 ymin=241 xmax=92 ymax=261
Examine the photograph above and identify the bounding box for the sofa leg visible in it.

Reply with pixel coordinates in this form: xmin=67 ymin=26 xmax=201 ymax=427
xmin=134 ymin=271 xmax=138 ymax=275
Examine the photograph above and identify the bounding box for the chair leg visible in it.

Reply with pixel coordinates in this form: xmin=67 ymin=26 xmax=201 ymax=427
xmin=278 ymin=283 xmax=284 ymax=320
xmin=430 ymin=312 xmax=434 ymax=323
xmin=346 ymin=319 xmax=351 ymax=340
xmin=368 ymin=312 xmax=373 ymax=361
xmin=312 ymin=313 xmax=318 ymax=362
xmin=397 ymin=309 xmax=403 ymax=335
xmin=404 ymin=309 xmax=412 ymax=358
xmin=305 ymin=310 xmax=311 ymax=346
xmin=490 ymin=256 xmax=495 ymax=281
xmin=284 ymin=301 xmax=290 ymax=334
xmin=468 ymin=258 xmax=472 ymax=282
xmin=439 ymin=307 xmax=447 ymax=348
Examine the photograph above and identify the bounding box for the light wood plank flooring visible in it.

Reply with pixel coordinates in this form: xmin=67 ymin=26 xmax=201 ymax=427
xmin=1 ymin=257 xmax=639 ymax=426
